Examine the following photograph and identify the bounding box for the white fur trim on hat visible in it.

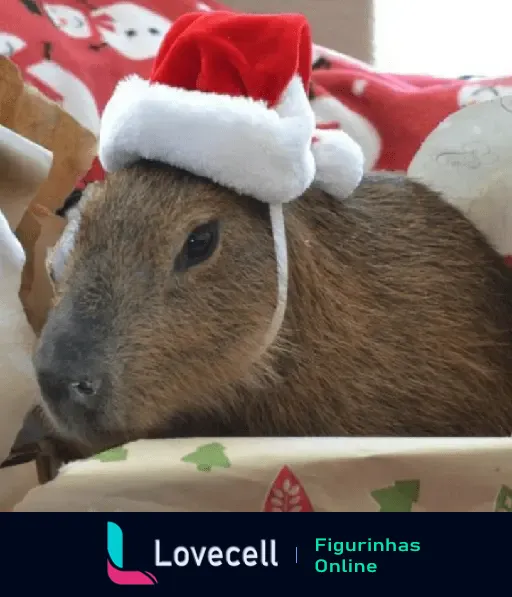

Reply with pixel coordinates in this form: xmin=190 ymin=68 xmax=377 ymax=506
xmin=99 ymin=75 xmax=317 ymax=205
xmin=312 ymin=128 xmax=365 ymax=198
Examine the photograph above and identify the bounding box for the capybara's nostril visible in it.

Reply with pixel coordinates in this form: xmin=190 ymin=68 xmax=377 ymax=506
xmin=69 ymin=379 xmax=101 ymax=401
xmin=36 ymin=368 xmax=101 ymax=409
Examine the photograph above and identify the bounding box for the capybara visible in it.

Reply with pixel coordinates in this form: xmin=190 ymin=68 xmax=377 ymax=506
xmin=33 ymin=162 xmax=512 ymax=454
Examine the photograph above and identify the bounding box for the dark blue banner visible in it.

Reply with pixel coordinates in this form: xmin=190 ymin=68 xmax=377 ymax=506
xmin=1 ymin=514 xmax=506 ymax=591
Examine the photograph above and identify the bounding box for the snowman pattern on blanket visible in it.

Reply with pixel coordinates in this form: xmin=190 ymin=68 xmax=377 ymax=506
xmin=310 ymin=90 xmax=382 ymax=172
xmin=309 ymin=56 xmax=382 ymax=171
xmin=27 ymin=59 xmax=101 ymax=133
xmin=91 ymin=2 xmax=172 ymax=60
xmin=0 ymin=32 xmax=27 ymax=56
xmin=41 ymin=1 xmax=172 ymax=60
xmin=43 ymin=3 xmax=92 ymax=38
xmin=3 ymin=0 xmax=178 ymax=134
xmin=195 ymin=2 xmax=213 ymax=11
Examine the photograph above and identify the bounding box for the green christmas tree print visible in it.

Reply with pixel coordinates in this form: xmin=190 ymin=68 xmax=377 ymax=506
xmin=181 ymin=442 xmax=231 ymax=472
xmin=371 ymin=480 xmax=420 ymax=512
xmin=494 ymin=485 xmax=512 ymax=512
xmin=93 ymin=446 xmax=128 ymax=462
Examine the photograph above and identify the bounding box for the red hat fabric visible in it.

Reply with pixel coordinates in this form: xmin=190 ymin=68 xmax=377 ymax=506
xmin=149 ymin=11 xmax=312 ymax=107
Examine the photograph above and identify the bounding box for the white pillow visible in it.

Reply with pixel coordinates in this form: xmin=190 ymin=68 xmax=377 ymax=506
xmin=0 ymin=209 xmax=40 ymax=465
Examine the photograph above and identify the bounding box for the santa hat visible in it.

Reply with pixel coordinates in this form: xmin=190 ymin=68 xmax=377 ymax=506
xmin=98 ymin=11 xmax=364 ymax=348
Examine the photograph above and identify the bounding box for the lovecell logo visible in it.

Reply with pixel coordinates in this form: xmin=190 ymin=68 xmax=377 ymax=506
xmin=107 ymin=522 xmax=158 ymax=585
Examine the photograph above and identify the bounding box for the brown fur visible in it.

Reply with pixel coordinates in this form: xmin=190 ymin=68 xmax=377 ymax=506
xmin=33 ymin=161 xmax=512 ymax=453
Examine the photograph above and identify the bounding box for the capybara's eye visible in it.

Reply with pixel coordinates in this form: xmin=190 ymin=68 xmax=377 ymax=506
xmin=174 ymin=220 xmax=220 ymax=272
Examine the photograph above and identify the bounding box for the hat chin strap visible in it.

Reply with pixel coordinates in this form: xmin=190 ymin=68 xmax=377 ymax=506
xmin=260 ymin=203 xmax=289 ymax=355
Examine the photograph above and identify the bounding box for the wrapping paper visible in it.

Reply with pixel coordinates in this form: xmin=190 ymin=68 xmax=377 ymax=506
xmin=13 ymin=438 xmax=512 ymax=512
xmin=0 ymin=57 xmax=96 ymax=334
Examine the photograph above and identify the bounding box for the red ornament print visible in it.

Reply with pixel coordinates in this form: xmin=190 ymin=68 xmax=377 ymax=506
xmin=262 ymin=465 xmax=315 ymax=512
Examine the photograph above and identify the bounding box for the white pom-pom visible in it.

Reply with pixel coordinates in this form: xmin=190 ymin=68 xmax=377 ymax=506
xmin=311 ymin=128 xmax=364 ymax=199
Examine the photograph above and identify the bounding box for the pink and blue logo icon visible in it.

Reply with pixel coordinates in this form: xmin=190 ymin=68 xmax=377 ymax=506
xmin=107 ymin=522 xmax=158 ymax=585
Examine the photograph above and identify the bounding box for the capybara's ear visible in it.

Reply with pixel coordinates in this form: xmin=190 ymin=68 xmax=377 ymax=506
xmin=56 ymin=188 xmax=84 ymax=218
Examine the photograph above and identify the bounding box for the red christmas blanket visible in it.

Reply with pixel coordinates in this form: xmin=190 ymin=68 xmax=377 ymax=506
xmin=2 ymin=0 xmax=512 ymax=186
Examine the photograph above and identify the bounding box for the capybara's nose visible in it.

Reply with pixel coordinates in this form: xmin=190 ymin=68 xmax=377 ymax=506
xmin=32 ymin=293 xmax=109 ymax=410
xmin=36 ymin=368 xmax=101 ymax=408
